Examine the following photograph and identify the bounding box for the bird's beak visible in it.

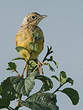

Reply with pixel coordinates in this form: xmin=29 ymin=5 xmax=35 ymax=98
xmin=40 ymin=15 xmax=48 ymax=19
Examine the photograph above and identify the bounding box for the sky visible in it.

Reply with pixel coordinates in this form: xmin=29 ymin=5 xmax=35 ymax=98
xmin=0 ymin=0 xmax=82 ymax=110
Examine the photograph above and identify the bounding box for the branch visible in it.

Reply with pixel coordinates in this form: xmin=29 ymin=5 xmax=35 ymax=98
xmin=14 ymin=105 xmax=20 ymax=110
xmin=8 ymin=106 xmax=14 ymax=110
xmin=43 ymin=46 xmax=53 ymax=62
xmin=53 ymin=82 xmax=67 ymax=94
xmin=15 ymin=69 xmax=19 ymax=75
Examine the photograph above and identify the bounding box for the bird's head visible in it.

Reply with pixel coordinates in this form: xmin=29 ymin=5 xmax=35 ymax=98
xmin=22 ymin=12 xmax=47 ymax=26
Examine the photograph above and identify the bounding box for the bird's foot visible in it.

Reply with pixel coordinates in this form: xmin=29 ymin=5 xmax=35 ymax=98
xmin=38 ymin=61 xmax=43 ymax=75
xmin=37 ymin=61 xmax=50 ymax=75
xmin=18 ymin=62 xmax=28 ymax=78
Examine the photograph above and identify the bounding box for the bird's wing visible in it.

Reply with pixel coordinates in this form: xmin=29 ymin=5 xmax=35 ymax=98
xmin=32 ymin=26 xmax=44 ymax=42
xmin=29 ymin=26 xmax=44 ymax=52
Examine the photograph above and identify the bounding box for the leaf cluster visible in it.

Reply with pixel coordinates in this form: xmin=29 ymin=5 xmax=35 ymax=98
xmin=0 ymin=46 xmax=79 ymax=110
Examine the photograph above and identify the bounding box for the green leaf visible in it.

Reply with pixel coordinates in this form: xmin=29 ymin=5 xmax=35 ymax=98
xmin=0 ymin=85 xmax=2 ymax=94
xmin=21 ymin=92 xmax=59 ymax=110
xmin=6 ymin=62 xmax=17 ymax=71
xmin=60 ymin=71 xmax=67 ymax=84
xmin=0 ymin=77 xmax=18 ymax=108
xmin=0 ymin=98 xmax=10 ymax=109
xmin=35 ymin=75 xmax=53 ymax=92
xmin=53 ymin=60 xmax=59 ymax=68
xmin=9 ymin=71 xmax=37 ymax=97
xmin=49 ymin=56 xmax=53 ymax=61
xmin=9 ymin=76 xmax=27 ymax=97
xmin=45 ymin=56 xmax=58 ymax=69
xmin=51 ymin=75 xmax=59 ymax=82
xmin=48 ymin=63 xmax=55 ymax=72
xmin=61 ymin=88 xmax=79 ymax=105
xmin=66 ymin=77 xmax=74 ymax=85
xmin=10 ymin=76 xmax=26 ymax=96
xmin=1 ymin=77 xmax=17 ymax=101
xmin=46 ymin=56 xmax=53 ymax=61
xmin=16 ymin=46 xmax=28 ymax=52
xmin=25 ymin=71 xmax=38 ymax=96
xmin=12 ymin=57 xmax=25 ymax=61
xmin=28 ymin=60 xmax=37 ymax=70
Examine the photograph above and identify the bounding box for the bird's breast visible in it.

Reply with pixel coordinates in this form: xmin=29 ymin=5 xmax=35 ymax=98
xmin=16 ymin=26 xmax=44 ymax=59
xmin=16 ymin=28 xmax=33 ymax=48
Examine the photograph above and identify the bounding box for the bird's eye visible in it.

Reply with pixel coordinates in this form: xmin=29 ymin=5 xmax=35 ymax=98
xmin=32 ymin=16 xmax=35 ymax=19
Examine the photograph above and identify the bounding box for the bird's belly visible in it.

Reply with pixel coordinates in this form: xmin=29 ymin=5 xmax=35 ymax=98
xmin=16 ymin=30 xmax=33 ymax=49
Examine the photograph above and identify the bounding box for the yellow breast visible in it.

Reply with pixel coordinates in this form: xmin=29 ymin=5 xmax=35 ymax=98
xmin=16 ymin=26 xmax=44 ymax=60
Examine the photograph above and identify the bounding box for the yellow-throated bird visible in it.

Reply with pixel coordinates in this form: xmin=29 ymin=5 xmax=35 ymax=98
xmin=16 ymin=12 xmax=47 ymax=77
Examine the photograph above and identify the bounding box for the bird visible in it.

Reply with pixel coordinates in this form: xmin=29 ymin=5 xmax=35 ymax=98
xmin=16 ymin=12 xmax=47 ymax=77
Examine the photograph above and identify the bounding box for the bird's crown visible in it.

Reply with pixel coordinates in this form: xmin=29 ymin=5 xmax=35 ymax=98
xmin=22 ymin=12 xmax=47 ymax=26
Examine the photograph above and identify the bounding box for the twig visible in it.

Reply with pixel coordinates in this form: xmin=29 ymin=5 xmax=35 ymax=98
xmin=33 ymin=65 xmax=38 ymax=72
xmin=8 ymin=106 xmax=14 ymax=110
xmin=15 ymin=69 xmax=19 ymax=75
xmin=14 ymin=97 xmax=21 ymax=110
xmin=42 ymin=46 xmax=53 ymax=62
xmin=14 ymin=105 xmax=20 ymax=110
xmin=43 ymin=52 xmax=49 ymax=62
xmin=53 ymin=82 xmax=67 ymax=94
xmin=21 ymin=62 xmax=28 ymax=77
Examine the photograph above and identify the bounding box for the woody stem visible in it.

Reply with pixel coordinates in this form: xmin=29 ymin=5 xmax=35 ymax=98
xmin=21 ymin=62 xmax=28 ymax=77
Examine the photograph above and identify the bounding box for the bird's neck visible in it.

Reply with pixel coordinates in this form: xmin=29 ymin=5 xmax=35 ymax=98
xmin=22 ymin=24 xmax=38 ymax=31
xmin=28 ymin=24 xmax=36 ymax=30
